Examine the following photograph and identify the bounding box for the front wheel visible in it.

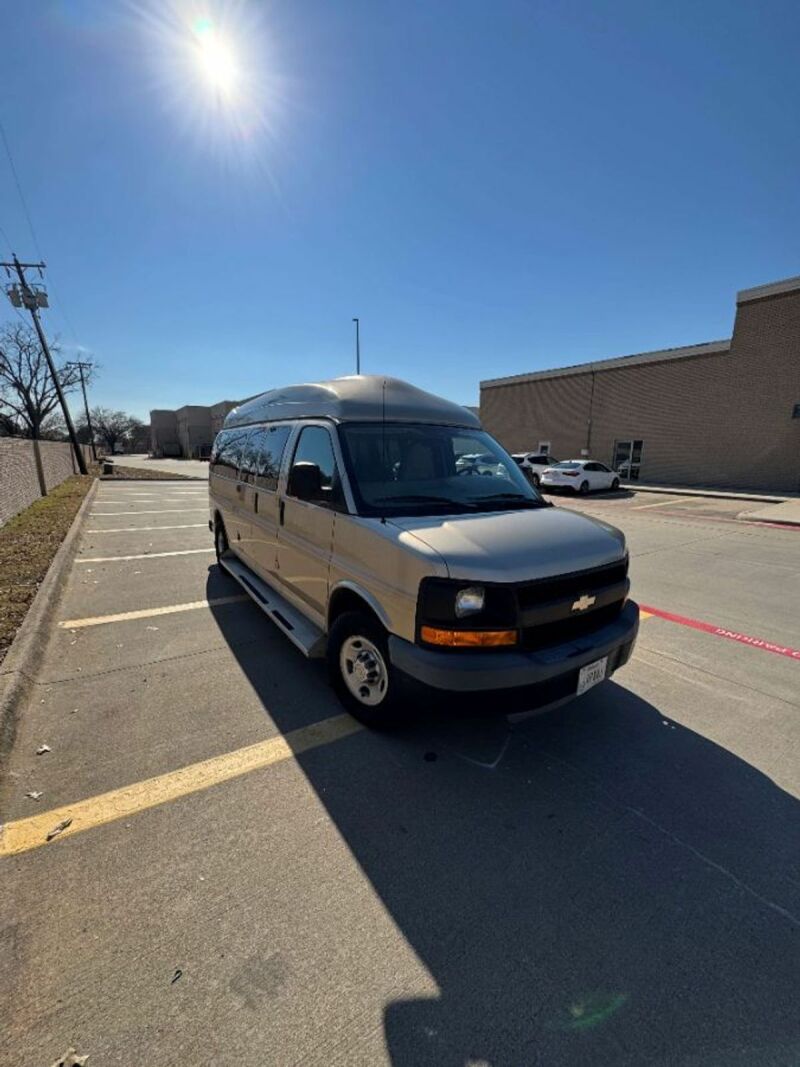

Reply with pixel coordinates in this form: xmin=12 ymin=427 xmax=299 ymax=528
xmin=611 ymin=477 xmax=620 ymax=491
xmin=328 ymin=611 xmax=403 ymax=728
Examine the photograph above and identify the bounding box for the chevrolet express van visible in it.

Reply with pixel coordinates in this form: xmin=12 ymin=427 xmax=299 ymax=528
xmin=209 ymin=376 xmax=639 ymax=726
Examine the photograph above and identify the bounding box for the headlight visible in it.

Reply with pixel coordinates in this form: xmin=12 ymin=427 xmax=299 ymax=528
xmin=455 ymin=586 xmax=485 ymax=617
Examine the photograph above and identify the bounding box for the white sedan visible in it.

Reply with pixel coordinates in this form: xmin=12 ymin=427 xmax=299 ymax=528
xmin=539 ymin=460 xmax=620 ymax=495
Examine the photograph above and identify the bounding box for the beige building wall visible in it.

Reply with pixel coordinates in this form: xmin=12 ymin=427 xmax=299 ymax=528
xmin=210 ymin=401 xmax=238 ymax=438
xmin=176 ymin=406 xmax=213 ymax=458
xmin=150 ymin=409 xmax=180 ymax=458
xmin=481 ymin=278 xmax=800 ymax=493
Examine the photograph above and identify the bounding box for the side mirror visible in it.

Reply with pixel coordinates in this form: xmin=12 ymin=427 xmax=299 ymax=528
xmin=287 ymin=461 xmax=323 ymax=501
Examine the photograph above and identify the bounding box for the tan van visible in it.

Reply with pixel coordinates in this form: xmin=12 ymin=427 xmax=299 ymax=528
xmin=208 ymin=376 xmax=639 ymax=726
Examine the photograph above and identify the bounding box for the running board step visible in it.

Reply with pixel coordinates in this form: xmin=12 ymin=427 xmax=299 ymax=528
xmin=219 ymin=554 xmax=326 ymax=658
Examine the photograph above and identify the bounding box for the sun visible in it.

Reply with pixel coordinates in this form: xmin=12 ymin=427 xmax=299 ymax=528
xmin=192 ymin=17 xmax=239 ymax=97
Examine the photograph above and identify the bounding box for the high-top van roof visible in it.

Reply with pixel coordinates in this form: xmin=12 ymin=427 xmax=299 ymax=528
xmin=223 ymin=375 xmax=481 ymax=430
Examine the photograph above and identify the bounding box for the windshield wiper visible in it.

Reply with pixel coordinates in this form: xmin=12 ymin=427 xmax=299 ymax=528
xmin=468 ymin=493 xmax=549 ymax=509
xmin=371 ymin=494 xmax=471 ymax=508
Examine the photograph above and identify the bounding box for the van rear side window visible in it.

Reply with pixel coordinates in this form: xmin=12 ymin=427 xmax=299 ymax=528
xmin=210 ymin=428 xmax=250 ymax=478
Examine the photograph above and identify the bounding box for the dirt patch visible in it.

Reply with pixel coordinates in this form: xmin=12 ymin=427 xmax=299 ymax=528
xmin=0 ymin=472 xmax=97 ymax=666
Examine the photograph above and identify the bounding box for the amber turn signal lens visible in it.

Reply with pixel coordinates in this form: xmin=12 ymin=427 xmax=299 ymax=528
xmin=420 ymin=626 xmax=518 ymax=647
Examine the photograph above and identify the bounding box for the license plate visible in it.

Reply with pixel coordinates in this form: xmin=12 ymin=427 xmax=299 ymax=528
xmin=577 ymin=656 xmax=608 ymax=695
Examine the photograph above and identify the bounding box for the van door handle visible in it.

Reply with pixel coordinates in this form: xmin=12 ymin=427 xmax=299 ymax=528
xmin=279 ymin=499 xmax=285 ymax=526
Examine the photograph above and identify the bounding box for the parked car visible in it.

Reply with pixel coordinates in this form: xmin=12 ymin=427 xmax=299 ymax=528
xmin=455 ymin=451 xmax=507 ymax=477
xmin=512 ymin=452 xmax=559 ymax=486
xmin=540 ymin=460 xmax=621 ymax=495
xmin=208 ymin=377 xmax=639 ymax=727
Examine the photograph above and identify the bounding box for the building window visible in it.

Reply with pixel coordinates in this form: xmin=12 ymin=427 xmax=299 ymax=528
xmin=538 ymin=441 xmax=551 ymax=455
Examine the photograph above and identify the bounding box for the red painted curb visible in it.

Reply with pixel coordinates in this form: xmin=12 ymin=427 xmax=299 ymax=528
xmin=640 ymin=604 xmax=800 ymax=661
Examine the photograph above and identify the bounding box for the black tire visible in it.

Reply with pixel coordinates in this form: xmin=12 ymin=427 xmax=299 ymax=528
xmin=214 ymin=516 xmax=229 ymax=564
xmin=611 ymin=477 xmax=620 ymax=491
xmin=579 ymin=480 xmax=590 ymax=495
xmin=328 ymin=610 xmax=403 ymax=728
xmin=532 ymin=473 xmax=540 ymax=487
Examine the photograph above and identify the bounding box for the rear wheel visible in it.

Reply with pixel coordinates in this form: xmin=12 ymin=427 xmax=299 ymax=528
xmin=579 ymin=480 xmax=590 ymax=495
xmin=532 ymin=472 xmax=540 ymax=487
xmin=214 ymin=517 xmax=229 ymax=563
xmin=328 ymin=611 xmax=403 ymax=728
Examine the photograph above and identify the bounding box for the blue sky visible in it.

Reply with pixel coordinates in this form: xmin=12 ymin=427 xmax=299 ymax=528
xmin=1 ymin=0 xmax=799 ymax=420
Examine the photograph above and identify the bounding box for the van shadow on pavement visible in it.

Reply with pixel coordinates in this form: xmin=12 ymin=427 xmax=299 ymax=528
xmin=206 ymin=566 xmax=799 ymax=1067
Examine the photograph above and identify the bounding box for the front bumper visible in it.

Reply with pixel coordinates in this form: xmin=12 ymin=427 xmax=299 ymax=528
xmin=388 ymin=599 xmax=639 ymax=694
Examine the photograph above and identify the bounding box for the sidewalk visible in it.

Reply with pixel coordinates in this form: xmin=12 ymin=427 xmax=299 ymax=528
xmin=621 ymin=483 xmax=795 ymax=504
xmin=739 ymin=500 xmax=800 ymax=528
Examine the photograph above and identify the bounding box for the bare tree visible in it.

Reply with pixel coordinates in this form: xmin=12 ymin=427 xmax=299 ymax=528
xmin=0 ymin=322 xmax=89 ymax=439
xmin=89 ymin=407 xmax=145 ymax=454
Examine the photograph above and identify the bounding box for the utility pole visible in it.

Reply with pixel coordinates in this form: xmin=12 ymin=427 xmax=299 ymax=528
xmin=1 ymin=255 xmax=87 ymax=475
xmin=66 ymin=359 xmax=97 ymax=461
xmin=352 ymin=317 xmax=360 ymax=374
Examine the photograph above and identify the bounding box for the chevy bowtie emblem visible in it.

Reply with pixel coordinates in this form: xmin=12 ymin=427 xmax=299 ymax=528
xmin=572 ymin=594 xmax=596 ymax=612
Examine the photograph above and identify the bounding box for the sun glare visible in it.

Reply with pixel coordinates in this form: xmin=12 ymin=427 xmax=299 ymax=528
xmin=139 ymin=2 xmax=286 ymax=171
xmin=193 ymin=18 xmax=239 ymax=97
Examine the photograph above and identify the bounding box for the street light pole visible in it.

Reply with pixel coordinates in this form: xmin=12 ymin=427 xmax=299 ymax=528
xmin=352 ymin=317 xmax=360 ymax=374
xmin=1 ymin=255 xmax=87 ymax=475
xmin=66 ymin=360 xmax=97 ymax=462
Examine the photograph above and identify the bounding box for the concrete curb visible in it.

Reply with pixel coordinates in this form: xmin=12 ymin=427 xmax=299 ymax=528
xmin=0 ymin=479 xmax=98 ymax=779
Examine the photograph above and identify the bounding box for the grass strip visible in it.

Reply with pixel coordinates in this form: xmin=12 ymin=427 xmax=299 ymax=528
xmin=0 ymin=471 xmax=97 ymax=665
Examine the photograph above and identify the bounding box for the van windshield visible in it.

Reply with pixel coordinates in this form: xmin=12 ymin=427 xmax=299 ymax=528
xmin=337 ymin=423 xmax=545 ymax=517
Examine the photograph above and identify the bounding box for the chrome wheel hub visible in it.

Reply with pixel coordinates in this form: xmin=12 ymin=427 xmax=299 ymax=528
xmin=340 ymin=635 xmax=388 ymax=707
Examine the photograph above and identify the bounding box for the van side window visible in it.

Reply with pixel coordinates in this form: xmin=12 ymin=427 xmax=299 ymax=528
xmin=252 ymin=424 xmax=292 ymax=491
xmin=211 ymin=429 xmax=248 ymax=478
xmin=238 ymin=429 xmax=261 ymax=485
xmin=288 ymin=426 xmax=344 ymax=508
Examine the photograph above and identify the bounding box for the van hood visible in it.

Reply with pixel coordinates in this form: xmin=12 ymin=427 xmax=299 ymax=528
xmin=388 ymin=506 xmax=626 ymax=582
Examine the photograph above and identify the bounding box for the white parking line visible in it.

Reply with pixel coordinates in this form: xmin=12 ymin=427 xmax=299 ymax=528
xmin=97 ymin=496 xmax=205 ymax=501
xmin=90 ymin=509 xmax=208 ymax=516
xmin=77 ymin=548 xmax=215 ymax=563
xmin=59 ymin=595 xmax=248 ymax=629
xmin=86 ymin=524 xmax=208 ymax=533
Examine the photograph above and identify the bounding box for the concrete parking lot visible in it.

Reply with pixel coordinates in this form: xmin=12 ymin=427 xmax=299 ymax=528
xmin=1 ymin=482 xmax=798 ymax=1066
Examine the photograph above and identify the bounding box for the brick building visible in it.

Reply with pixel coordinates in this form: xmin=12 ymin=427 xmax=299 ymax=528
xmin=480 ymin=273 xmax=800 ymax=493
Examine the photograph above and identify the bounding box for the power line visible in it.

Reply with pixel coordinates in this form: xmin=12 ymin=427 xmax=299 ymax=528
xmin=0 ymin=118 xmax=43 ymax=260
xmin=0 ymin=117 xmax=83 ymax=347
xmin=0 ymin=218 xmax=13 ymax=254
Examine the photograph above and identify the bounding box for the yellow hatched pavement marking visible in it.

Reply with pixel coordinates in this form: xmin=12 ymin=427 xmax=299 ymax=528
xmin=58 ymin=595 xmax=247 ymax=629
xmin=0 ymin=715 xmax=363 ymax=858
